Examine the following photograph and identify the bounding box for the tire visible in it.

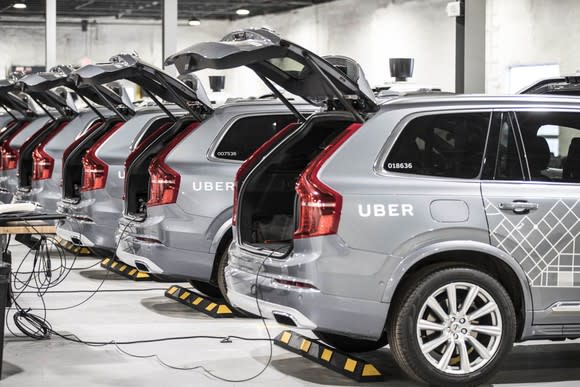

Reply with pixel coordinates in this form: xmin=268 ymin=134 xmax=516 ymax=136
xmin=189 ymin=280 xmax=223 ymax=299
xmin=387 ymin=266 xmax=516 ymax=387
xmin=313 ymin=331 xmax=388 ymax=353
xmin=216 ymin=240 xmax=254 ymax=317
xmin=216 ymin=242 xmax=232 ymax=304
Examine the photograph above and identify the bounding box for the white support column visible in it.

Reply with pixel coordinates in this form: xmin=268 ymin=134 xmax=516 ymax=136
xmin=464 ymin=0 xmax=486 ymax=93
xmin=162 ymin=0 xmax=178 ymax=74
xmin=45 ymin=0 xmax=57 ymax=70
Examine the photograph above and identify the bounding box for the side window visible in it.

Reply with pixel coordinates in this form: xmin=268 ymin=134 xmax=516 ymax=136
xmin=385 ymin=112 xmax=490 ymax=179
xmin=214 ymin=115 xmax=297 ymax=161
xmin=514 ymin=111 xmax=580 ymax=183
xmin=482 ymin=112 xmax=525 ymax=181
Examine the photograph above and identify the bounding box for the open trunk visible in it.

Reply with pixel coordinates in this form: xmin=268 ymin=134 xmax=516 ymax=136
xmin=62 ymin=117 xmax=123 ymax=201
xmin=18 ymin=117 xmax=70 ymax=189
xmin=124 ymin=116 xmax=198 ymax=218
xmin=237 ymin=112 xmax=356 ymax=254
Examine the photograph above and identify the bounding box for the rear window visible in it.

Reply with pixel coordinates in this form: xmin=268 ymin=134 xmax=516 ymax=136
xmin=385 ymin=112 xmax=490 ymax=179
xmin=214 ymin=115 xmax=297 ymax=161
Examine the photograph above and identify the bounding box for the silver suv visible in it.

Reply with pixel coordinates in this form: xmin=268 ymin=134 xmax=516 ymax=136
xmin=56 ymin=54 xmax=198 ymax=255
xmin=114 ymin=34 xmax=321 ymax=296
xmin=0 ymin=74 xmax=63 ymax=204
xmin=12 ymin=66 xmax=128 ymax=212
xmin=115 ymin=97 xmax=315 ymax=297
xmin=225 ymin=54 xmax=580 ymax=386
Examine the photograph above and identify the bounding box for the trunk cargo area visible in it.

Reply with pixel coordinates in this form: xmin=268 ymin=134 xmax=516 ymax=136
xmin=238 ymin=112 xmax=356 ymax=253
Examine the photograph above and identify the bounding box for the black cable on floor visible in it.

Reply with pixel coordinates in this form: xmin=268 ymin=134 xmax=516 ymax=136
xmin=6 ymin=214 xmax=288 ymax=382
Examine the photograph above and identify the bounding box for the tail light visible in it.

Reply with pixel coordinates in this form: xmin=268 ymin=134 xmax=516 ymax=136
xmin=1 ymin=143 xmax=18 ymax=170
xmin=0 ymin=121 xmax=30 ymax=170
xmin=146 ymin=122 xmax=199 ymax=207
xmin=232 ymin=122 xmax=300 ymax=226
xmin=32 ymin=121 xmax=70 ymax=180
xmin=80 ymin=122 xmax=124 ymax=192
xmin=293 ymin=123 xmax=361 ymax=239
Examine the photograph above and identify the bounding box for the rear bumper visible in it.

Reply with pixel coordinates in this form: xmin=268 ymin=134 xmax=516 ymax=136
xmin=115 ymin=210 xmax=216 ymax=280
xmin=56 ymin=194 xmax=121 ymax=250
xmin=26 ymin=179 xmax=61 ymax=212
xmin=0 ymin=170 xmax=17 ymax=203
xmin=226 ymin=237 xmax=391 ymax=340
xmin=116 ymin=236 xmax=213 ymax=279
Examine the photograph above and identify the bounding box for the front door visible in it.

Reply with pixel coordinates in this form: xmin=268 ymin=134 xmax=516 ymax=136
xmin=482 ymin=110 xmax=580 ymax=325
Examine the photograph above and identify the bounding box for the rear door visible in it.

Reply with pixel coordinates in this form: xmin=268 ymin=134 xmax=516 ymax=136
xmin=71 ymin=54 xmax=212 ymax=116
xmin=165 ymin=28 xmax=377 ymax=114
xmin=481 ymin=110 xmax=580 ymax=325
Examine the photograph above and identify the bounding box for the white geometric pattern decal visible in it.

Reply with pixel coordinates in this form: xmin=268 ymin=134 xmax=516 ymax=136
xmin=485 ymin=199 xmax=580 ymax=287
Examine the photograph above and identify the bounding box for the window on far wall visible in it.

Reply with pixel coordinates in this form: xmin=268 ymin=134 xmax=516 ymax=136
xmin=508 ymin=63 xmax=560 ymax=93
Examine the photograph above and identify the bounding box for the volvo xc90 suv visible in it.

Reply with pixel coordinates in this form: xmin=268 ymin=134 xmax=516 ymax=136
xmin=56 ymin=54 xmax=200 ymax=256
xmin=224 ymin=40 xmax=580 ymax=386
xmin=114 ymin=34 xmax=320 ymax=297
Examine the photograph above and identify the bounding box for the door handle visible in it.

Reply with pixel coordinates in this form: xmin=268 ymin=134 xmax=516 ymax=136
xmin=499 ymin=201 xmax=538 ymax=214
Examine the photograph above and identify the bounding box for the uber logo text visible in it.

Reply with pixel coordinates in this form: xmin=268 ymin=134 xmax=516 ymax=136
xmin=193 ymin=182 xmax=234 ymax=191
xmin=358 ymin=203 xmax=414 ymax=217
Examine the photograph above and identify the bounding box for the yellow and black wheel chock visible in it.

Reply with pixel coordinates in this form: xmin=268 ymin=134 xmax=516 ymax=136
xmin=100 ymin=257 xmax=151 ymax=281
xmin=55 ymin=237 xmax=92 ymax=256
xmin=274 ymin=330 xmax=384 ymax=382
xmin=165 ymin=285 xmax=236 ymax=318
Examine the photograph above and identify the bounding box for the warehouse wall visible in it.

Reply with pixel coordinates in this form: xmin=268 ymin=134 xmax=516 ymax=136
xmin=192 ymin=0 xmax=457 ymax=97
xmin=0 ymin=21 xmax=225 ymax=74
xmin=0 ymin=0 xmax=456 ymax=98
xmin=486 ymin=0 xmax=580 ymax=93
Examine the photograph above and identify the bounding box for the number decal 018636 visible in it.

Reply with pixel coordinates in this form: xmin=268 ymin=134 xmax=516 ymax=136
xmin=387 ymin=162 xmax=413 ymax=170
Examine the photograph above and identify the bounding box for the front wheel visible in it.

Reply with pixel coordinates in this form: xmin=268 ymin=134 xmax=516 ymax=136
xmin=388 ymin=266 xmax=516 ymax=387
xmin=313 ymin=331 xmax=388 ymax=353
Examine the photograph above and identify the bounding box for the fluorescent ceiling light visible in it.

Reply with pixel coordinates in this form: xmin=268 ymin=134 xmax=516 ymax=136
xmin=236 ymin=9 xmax=250 ymax=16
xmin=188 ymin=17 xmax=201 ymax=26
xmin=13 ymin=1 xmax=27 ymax=9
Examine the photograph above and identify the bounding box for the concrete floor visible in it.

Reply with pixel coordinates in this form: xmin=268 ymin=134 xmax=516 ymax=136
xmin=3 ymin=242 xmax=580 ymax=387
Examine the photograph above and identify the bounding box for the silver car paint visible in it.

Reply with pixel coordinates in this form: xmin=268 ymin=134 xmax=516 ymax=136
xmin=116 ymin=100 xmax=316 ymax=280
xmin=227 ymin=95 xmax=580 ymax=341
xmin=14 ymin=109 xmax=110 ymax=211
xmin=0 ymin=115 xmax=52 ymax=203
xmin=56 ymin=108 xmax=173 ymax=250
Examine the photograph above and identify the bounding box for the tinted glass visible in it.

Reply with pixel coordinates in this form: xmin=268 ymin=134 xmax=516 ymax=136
xmin=515 ymin=111 xmax=580 ymax=183
xmin=214 ymin=115 xmax=296 ymax=161
xmin=484 ymin=112 xmax=525 ymax=180
xmin=385 ymin=112 xmax=490 ymax=178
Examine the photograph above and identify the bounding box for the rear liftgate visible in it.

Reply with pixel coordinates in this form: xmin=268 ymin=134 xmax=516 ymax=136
xmin=275 ymin=330 xmax=384 ymax=382
xmin=164 ymin=285 xmax=236 ymax=318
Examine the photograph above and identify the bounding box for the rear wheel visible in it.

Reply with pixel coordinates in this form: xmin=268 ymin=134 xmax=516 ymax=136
xmin=387 ymin=266 xmax=516 ymax=387
xmin=216 ymin=240 xmax=254 ymax=316
xmin=189 ymin=280 xmax=222 ymax=298
xmin=216 ymin=241 xmax=233 ymax=305
xmin=314 ymin=331 xmax=388 ymax=353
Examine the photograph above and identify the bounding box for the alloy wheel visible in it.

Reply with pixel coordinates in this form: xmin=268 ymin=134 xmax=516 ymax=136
xmin=415 ymin=281 xmax=503 ymax=375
